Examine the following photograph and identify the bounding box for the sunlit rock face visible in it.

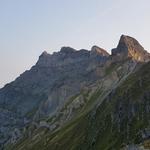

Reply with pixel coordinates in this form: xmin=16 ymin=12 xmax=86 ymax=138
xmin=112 ymin=35 xmax=150 ymax=62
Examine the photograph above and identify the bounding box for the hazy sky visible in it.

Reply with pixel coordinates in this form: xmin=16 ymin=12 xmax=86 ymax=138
xmin=0 ymin=0 xmax=150 ymax=87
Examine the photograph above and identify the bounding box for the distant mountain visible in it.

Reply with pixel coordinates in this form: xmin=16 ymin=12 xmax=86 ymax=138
xmin=0 ymin=35 xmax=150 ymax=150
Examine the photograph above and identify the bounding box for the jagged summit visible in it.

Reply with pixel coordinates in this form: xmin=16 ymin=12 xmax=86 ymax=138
xmin=117 ymin=34 xmax=145 ymax=53
xmin=112 ymin=35 xmax=150 ymax=62
xmin=37 ymin=35 xmax=150 ymax=68
xmin=91 ymin=45 xmax=109 ymax=57
xmin=38 ymin=35 xmax=149 ymax=66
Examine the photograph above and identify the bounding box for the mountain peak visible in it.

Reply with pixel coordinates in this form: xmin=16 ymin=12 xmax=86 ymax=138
xmin=91 ymin=45 xmax=109 ymax=57
xmin=39 ymin=51 xmax=50 ymax=57
xmin=118 ymin=34 xmax=144 ymax=49
xmin=112 ymin=35 xmax=150 ymax=62
xmin=60 ymin=47 xmax=76 ymax=54
xmin=42 ymin=50 xmax=48 ymax=55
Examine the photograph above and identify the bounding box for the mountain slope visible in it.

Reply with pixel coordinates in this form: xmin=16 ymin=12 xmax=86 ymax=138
xmin=0 ymin=35 xmax=150 ymax=150
xmin=0 ymin=46 xmax=110 ymax=148
xmin=11 ymin=60 xmax=150 ymax=150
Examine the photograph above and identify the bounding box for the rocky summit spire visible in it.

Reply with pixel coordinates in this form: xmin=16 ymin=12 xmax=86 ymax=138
xmin=91 ymin=45 xmax=109 ymax=57
xmin=112 ymin=35 xmax=150 ymax=62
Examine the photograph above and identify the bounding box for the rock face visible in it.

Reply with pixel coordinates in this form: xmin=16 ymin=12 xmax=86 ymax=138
xmin=112 ymin=35 xmax=150 ymax=62
xmin=0 ymin=45 xmax=110 ymax=147
xmin=0 ymin=35 xmax=150 ymax=149
xmin=91 ymin=46 xmax=110 ymax=57
xmin=0 ymin=46 xmax=109 ymax=115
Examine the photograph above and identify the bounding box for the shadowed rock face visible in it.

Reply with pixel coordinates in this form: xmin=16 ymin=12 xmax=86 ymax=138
xmin=0 ymin=46 xmax=110 ymax=145
xmin=112 ymin=35 xmax=150 ymax=62
xmin=0 ymin=47 xmax=109 ymax=115
xmin=0 ymin=35 xmax=150 ymax=148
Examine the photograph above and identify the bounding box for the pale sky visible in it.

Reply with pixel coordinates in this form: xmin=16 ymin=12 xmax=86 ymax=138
xmin=0 ymin=0 xmax=150 ymax=88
